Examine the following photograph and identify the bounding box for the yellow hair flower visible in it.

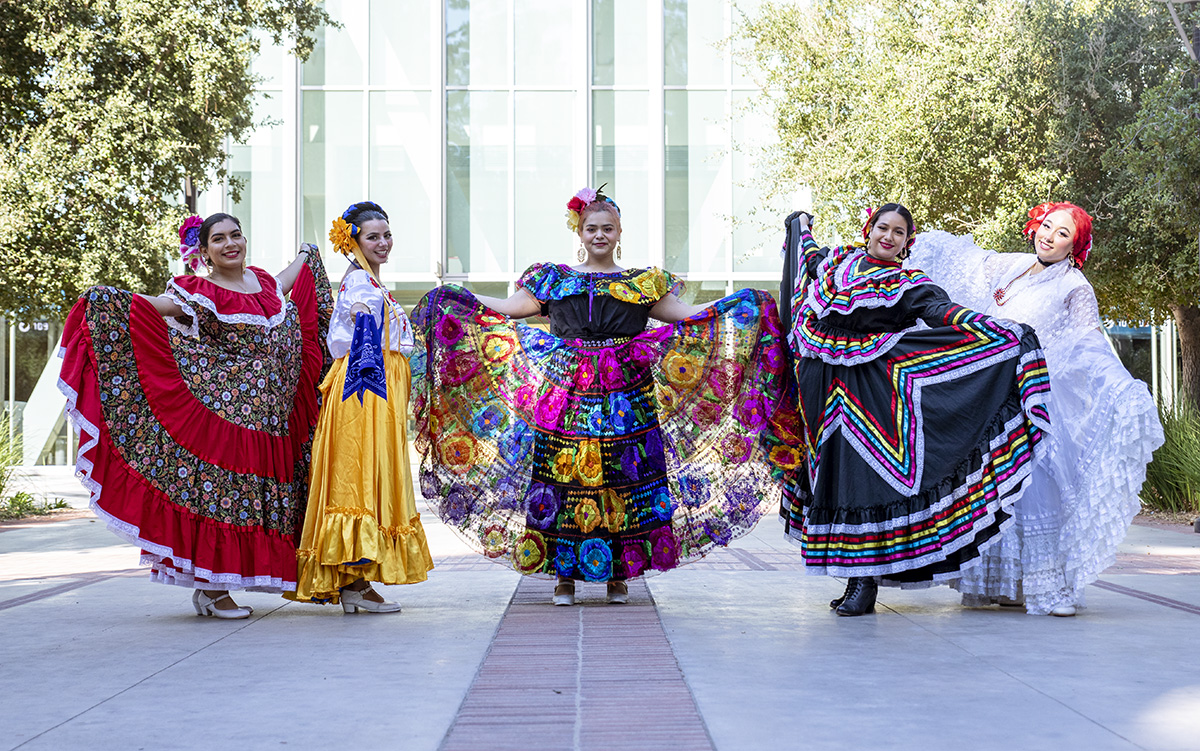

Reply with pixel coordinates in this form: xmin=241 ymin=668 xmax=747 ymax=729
xmin=329 ymin=217 xmax=358 ymax=256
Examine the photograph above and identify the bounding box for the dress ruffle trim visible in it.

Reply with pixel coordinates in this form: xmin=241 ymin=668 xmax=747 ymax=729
xmin=802 ymin=247 xmax=933 ymax=320
xmin=516 ymin=263 xmax=685 ymax=305
xmin=290 ymin=512 xmax=433 ymax=603
xmin=165 ymin=267 xmax=289 ymax=338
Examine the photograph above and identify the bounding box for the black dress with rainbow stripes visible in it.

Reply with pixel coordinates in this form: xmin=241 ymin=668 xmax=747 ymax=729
xmin=782 ymin=226 xmax=1052 ymax=584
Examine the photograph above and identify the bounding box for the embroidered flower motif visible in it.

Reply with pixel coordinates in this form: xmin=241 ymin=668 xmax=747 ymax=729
xmin=436 ymin=315 xmax=465 ymax=346
xmin=735 ymin=394 xmax=767 ymax=431
xmin=721 ymin=433 xmax=752 ymax=463
xmin=521 ymin=329 xmax=559 ymax=358
xmin=649 ymin=527 xmax=679 ymax=571
xmin=513 ymin=530 xmax=548 ymax=574
xmin=585 ymin=407 xmax=608 ymax=435
xmin=535 ymin=387 xmax=568 ymax=430
xmin=476 ymin=309 xmax=507 ymax=326
xmin=632 ymin=272 xmax=665 ymax=299
xmin=769 ymin=444 xmax=802 ymax=470
xmin=551 ymin=448 xmax=577 ymax=482
xmin=619 ymin=445 xmax=641 ymax=479
xmin=575 ymin=439 xmax=603 ymax=486
xmin=630 ymin=340 xmax=658 ymax=366
xmin=655 ymin=382 xmax=679 ymax=411
xmin=730 ymin=299 xmax=758 ymax=328
xmin=574 ymin=357 xmax=597 ymax=388
xmin=442 ymin=350 xmax=481 ymax=386
xmin=574 ymin=496 xmax=602 ymax=533
xmin=498 ymin=421 xmax=534 ymax=465
xmin=678 ymin=472 xmax=711 ymax=508
xmin=526 ymin=483 xmax=561 ymax=530
xmin=440 ymin=432 xmax=477 ymax=470
xmin=704 ymin=517 xmax=733 ymax=546
xmin=472 ymin=404 xmax=507 ymax=436
xmin=598 ymin=350 xmax=624 ymax=389
xmin=608 ymin=394 xmax=635 ymax=432
xmin=692 ymin=400 xmax=721 ymax=429
xmin=651 ymin=489 xmax=674 ymax=521
xmin=442 ymin=485 xmax=471 ymax=522
xmin=708 ymin=360 xmax=744 ymax=401
xmin=578 ymin=538 xmax=613 ymax=581
xmin=663 ymin=350 xmax=703 ymax=389
xmin=329 ymin=217 xmax=357 ymax=256
xmin=601 ymin=489 xmax=626 ymax=533
xmin=481 ymin=524 xmax=508 ymax=558
xmin=555 ymin=545 xmax=576 ymax=577
xmin=762 ymin=342 xmax=785 ymax=374
xmin=514 ymin=383 xmax=537 ymax=411
xmin=608 ymin=282 xmax=641 ymax=303
xmin=621 ymin=541 xmax=650 ymax=579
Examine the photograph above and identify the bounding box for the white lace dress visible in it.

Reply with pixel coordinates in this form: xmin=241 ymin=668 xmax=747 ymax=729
xmin=908 ymin=231 xmax=1164 ymax=613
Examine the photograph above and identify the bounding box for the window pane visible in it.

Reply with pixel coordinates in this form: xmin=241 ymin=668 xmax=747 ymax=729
xmin=515 ymin=1 xmax=576 ymax=86
xmin=302 ymin=91 xmax=365 ymax=251
xmin=446 ymin=0 xmax=509 ymax=88
xmin=230 ymin=93 xmax=285 ymax=266
xmin=515 ymin=92 xmax=576 ymax=272
xmin=664 ymin=0 xmax=727 ymax=87
xmin=592 ymin=91 xmax=650 ymax=269
xmin=370 ymin=91 xmax=435 ymax=273
xmin=592 ymin=0 xmax=647 ymax=86
xmin=370 ymin=0 xmax=431 ymax=87
xmin=301 ymin=0 xmax=368 ymax=86
xmin=446 ymin=91 xmax=510 ymax=275
xmin=665 ymin=91 xmax=731 ymax=274
xmin=250 ymin=33 xmax=284 ymax=87
xmin=733 ymin=92 xmax=790 ymax=273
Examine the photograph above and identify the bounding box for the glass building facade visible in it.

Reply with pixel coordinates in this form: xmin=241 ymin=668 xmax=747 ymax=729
xmin=209 ymin=0 xmax=790 ymax=308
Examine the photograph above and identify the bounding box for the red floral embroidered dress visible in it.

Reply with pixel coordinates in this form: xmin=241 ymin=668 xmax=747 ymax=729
xmin=58 ymin=252 xmax=332 ymax=591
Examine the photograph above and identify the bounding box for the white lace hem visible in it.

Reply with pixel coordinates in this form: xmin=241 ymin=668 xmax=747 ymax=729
xmin=164 ymin=272 xmax=289 ymax=339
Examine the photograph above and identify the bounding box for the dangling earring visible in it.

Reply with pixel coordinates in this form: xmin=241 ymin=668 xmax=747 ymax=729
xmin=577 ymin=243 xmax=586 ymax=262
xmin=615 ymin=241 xmax=622 ymax=261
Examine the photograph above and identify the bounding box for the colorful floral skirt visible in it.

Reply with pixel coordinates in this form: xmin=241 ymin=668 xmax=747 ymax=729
xmin=289 ymin=349 xmax=433 ymax=603
xmin=57 ymin=255 xmax=331 ymax=592
xmin=782 ymin=319 xmax=1051 ymax=583
xmin=411 ymin=285 xmax=800 ymax=582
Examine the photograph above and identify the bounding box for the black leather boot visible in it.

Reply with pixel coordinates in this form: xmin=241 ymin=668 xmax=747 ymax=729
xmin=829 ymin=578 xmax=856 ymax=610
xmin=835 ymin=577 xmax=878 ymax=617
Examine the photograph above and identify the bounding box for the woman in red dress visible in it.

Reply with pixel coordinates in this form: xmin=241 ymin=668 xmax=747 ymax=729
xmin=59 ymin=214 xmax=332 ymax=618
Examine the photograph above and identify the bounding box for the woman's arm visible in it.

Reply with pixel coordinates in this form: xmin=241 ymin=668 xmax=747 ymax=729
xmin=649 ymin=293 xmax=708 ymax=323
xmin=275 ymin=245 xmax=314 ymax=295
xmin=135 ymin=293 xmax=185 ymax=317
xmin=475 ymin=289 xmax=543 ymax=319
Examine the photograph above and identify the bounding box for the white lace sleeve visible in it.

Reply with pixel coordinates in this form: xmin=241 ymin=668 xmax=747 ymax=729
xmin=907 ymin=230 xmax=996 ymax=310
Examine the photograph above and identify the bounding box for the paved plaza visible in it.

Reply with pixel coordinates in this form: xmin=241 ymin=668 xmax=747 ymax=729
xmin=2 ymin=468 xmax=1199 ymax=751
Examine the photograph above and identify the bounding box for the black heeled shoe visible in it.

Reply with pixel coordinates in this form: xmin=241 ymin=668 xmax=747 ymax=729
xmin=835 ymin=577 xmax=878 ymax=617
xmin=829 ymin=578 xmax=856 ymax=610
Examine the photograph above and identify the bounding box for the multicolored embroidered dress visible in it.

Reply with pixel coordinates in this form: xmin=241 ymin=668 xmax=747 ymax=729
xmin=782 ymin=223 xmax=1052 ymax=583
xmin=412 ymin=264 xmax=799 ymax=581
xmin=58 ymin=253 xmax=332 ymax=591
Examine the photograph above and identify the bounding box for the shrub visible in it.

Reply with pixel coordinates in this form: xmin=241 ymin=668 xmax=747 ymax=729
xmin=1141 ymin=400 xmax=1200 ymax=514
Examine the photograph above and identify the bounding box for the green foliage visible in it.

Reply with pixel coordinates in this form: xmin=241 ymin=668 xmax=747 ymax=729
xmin=0 ymin=0 xmax=331 ymax=319
xmin=1141 ymin=400 xmax=1200 ymax=514
xmin=738 ymin=0 xmax=1191 ymax=324
xmin=0 ymin=412 xmax=18 ymax=502
xmin=0 ymin=492 xmax=71 ymax=521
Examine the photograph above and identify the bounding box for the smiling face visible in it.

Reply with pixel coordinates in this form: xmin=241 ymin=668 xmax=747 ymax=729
xmin=202 ymin=219 xmax=247 ymax=273
xmin=579 ymin=206 xmax=622 ymax=262
xmin=355 ymin=218 xmax=393 ymax=268
xmin=1033 ymin=209 xmax=1077 ymax=265
xmin=865 ymin=210 xmax=910 ymax=262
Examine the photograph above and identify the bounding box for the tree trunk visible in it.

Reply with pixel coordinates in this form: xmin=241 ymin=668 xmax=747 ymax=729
xmin=1171 ymin=304 xmax=1200 ymax=411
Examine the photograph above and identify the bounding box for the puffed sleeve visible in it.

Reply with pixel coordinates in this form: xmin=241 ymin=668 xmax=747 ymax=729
xmin=328 ymin=269 xmax=383 ymax=359
xmin=515 ymin=263 xmax=561 ymax=303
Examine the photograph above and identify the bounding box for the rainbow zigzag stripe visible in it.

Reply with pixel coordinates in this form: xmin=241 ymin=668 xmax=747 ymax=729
xmin=801 ymin=320 xmax=1040 ymax=495
xmin=801 ymin=246 xmax=932 ymax=320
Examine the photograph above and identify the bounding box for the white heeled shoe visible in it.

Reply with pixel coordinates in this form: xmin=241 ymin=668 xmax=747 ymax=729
xmin=192 ymin=590 xmax=252 ymax=620
xmin=340 ymin=586 xmax=401 ymax=614
xmin=1050 ymin=604 xmax=1077 ymax=617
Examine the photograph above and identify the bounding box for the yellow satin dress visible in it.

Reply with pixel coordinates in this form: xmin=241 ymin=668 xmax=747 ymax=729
xmin=290 ymin=300 xmax=433 ymax=604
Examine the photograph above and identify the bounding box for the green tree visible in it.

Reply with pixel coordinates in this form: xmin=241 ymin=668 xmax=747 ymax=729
xmin=0 ymin=0 xmax=330 ymax=319
xmin=740 ymin=0 xmax=1200 ymax=401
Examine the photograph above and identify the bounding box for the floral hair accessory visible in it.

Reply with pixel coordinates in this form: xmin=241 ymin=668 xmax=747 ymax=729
xmin=178 ymin=215 xmax=205 ymax=271
xmin=1023 ymin=201 xmax=1093 ymax=269
xmin=565 ymin=184 xmax=619 ymax=232
xmin=329 ymin=216 xmax=358 ymax=256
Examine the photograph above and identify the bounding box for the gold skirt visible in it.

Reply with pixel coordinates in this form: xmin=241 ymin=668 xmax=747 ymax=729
xmin=289 ymin=349 xmax=433 ymax=603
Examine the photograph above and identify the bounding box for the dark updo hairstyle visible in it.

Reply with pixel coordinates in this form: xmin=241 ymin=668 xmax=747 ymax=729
xmin=343 ymin=201 xmax=389 ymax=237
xmin=199 ymin=213 xmax=242 ymax=248
xmin=863 ymin=202 xmax=916 ymax=259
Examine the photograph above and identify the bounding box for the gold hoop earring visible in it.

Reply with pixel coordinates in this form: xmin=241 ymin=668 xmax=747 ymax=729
xmin=577 ymin=244 xmax=586 ymax=262
xmin=614 ymin=241 xmax=622 ymax=261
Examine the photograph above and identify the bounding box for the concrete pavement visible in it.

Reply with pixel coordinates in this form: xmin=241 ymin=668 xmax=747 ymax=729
xmin=2 ymin=473 xmax=1199 ymax=751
